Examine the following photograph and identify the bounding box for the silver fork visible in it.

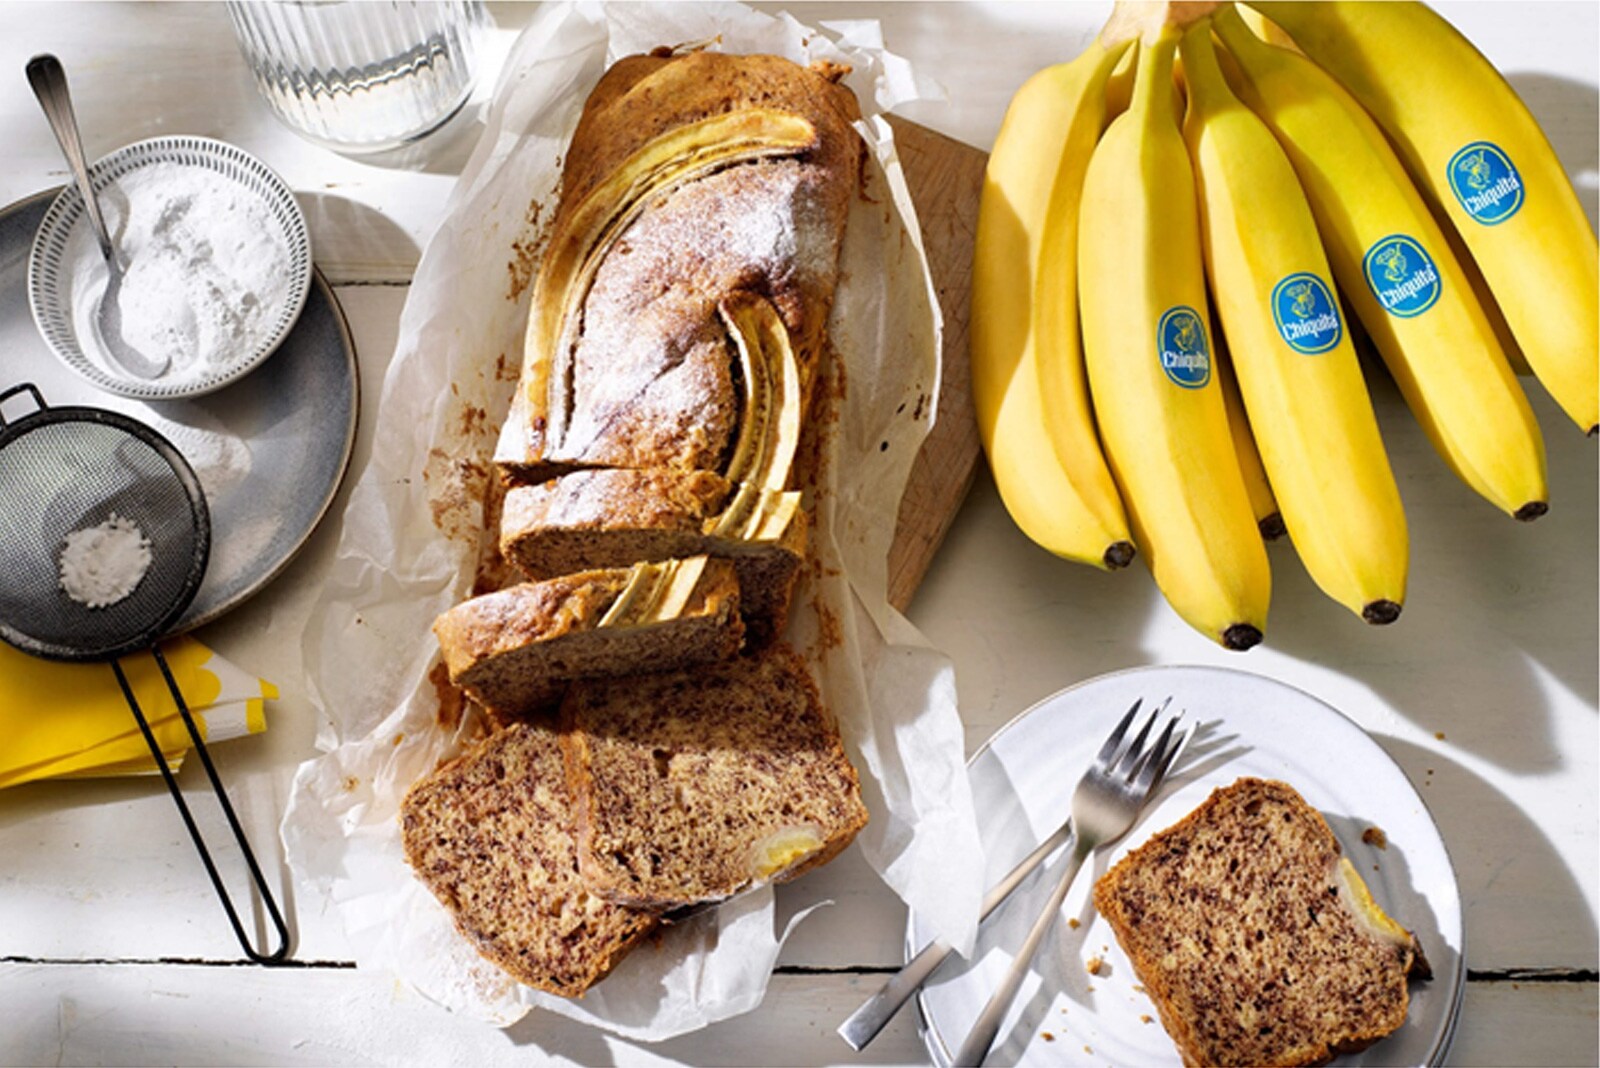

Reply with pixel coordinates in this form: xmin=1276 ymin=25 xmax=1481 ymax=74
xmin=837 ymin=699 xmax=1187 ymax=1054
xmin=953 ymin=698 xmax=1188 ymax=1067
xmin=837 ymin=796 xmax=1084 ymax=1051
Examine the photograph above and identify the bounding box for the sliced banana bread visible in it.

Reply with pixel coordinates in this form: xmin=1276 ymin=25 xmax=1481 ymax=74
xmin=1093 ymin=778 xmax=1429 ymax=1067
xmin=561 ymin=642 xmax=867 ymax=911
xmin=400 ymin=720 xmax=657 ymax=998
xmin=432 ymin=556 xmax=744 ymax=723
xmin=499 ymin=468 xmax=805 ymax=647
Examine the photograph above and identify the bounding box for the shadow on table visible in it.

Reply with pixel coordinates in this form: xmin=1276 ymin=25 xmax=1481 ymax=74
xmin=1264 ymin=367 xmax=1598 ymax=778
xmin=905 ymin=467 xmax=1165 ymax=727
xmin=1372 ymin=733 xmax=1598 ymax=970
xmin=325 ymin=97 xmax=490 ymax=178
xmin=291 ymin=193 xmax=423 ymax=285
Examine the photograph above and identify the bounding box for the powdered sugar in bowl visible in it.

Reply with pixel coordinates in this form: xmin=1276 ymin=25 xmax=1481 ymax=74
xmin=28 ymin=136 xmax=311 ymax=400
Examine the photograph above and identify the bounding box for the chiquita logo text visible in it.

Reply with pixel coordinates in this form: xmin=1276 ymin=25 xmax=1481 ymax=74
xmin=1447 ymin=141 xmax=1524 ymax=225
xmin=1362 ymin=235 xmax=1442 ymax=319
xmin=1271 ymin=272 xmax=1343 ymax=355
xmin=1158 ymin=306 xmax=1211 ymax=389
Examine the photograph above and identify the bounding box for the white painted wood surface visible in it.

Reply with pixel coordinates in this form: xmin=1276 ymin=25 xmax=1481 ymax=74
xmin=0 ymin=3 xmax=1594 ymax=1065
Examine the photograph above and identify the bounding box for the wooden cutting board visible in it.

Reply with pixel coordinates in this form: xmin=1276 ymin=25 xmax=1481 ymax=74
xmin=884 ymin=116 xmax=988 ymax=612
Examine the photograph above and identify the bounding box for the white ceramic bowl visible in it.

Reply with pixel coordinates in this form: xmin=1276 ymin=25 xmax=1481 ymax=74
xmin=27 ymin=135 xmax=312 ymax=400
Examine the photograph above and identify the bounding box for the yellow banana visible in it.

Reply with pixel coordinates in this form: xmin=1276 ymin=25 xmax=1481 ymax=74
xmin=1080 ymin=27 xmax=1270 ymax=650
xmin=1214 ymin=6 xmax=1548 ymax=521
xmin=972 ymin=36 xmax=1135 ymax=569
xmin=1253 ymin=0 xmax=1599 ymax=435
xmin=1230 ymin=5 xmax=1535 ymax=376
xmin=1211 ymin=312 xmax=1284 ymax=540
xmin=1182 ymin=20 xmax=1407 ymax=623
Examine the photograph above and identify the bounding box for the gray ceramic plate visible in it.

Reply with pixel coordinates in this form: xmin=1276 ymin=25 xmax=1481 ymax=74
xmin=0 ymin=188 xmax=358 ymax=632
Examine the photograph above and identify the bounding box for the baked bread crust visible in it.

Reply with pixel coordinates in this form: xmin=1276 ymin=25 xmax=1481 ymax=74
xmin=494 ymin=50 xmax=862 ymax=481
xmin=433 ymin=558 xmax=745 ymax=723
xmin=400 ymin=722 xmax=657 ymax=998
xmin=561 ymin=642 xmax=868 ymax=911
xmin=500 ymin=468 xmax=806 ymax=647
xmin=1093 ymin=778 xmax=1426 ymax=1068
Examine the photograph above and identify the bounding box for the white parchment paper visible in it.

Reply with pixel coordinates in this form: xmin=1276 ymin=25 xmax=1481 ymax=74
xmin=283 ymin=0 xmax=981 ymax=1039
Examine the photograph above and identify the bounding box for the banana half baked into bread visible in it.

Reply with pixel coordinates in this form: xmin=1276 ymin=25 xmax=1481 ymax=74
xmin=1094 ymin=778 xmax=1430 ymax=1068
xmin=409 ymin=47 xmax=870 ymax=1000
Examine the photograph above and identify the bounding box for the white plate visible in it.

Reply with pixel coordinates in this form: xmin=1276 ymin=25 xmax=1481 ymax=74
xmin=912 ymin=665 xmax=1464 ymax=1067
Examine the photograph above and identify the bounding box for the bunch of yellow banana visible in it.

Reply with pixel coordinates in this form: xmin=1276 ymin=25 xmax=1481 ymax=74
xmin=970 ymin=0 xmax=1596 ymax=649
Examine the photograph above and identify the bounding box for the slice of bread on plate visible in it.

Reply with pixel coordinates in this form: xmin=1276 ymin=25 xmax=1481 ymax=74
xmin=433 ymin=555 xmax=744 ymax=723
xmin=400 ymin=720 xmax=657 ymax=998
xmin=561 ymin=641 xmax=867 ymax=911
xmin=1093 ymin=777 xmax=1429 ymax=1067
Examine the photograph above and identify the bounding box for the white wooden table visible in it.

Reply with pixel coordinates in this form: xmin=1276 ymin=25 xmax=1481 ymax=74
xmin=1 ymin=3 xmax=1595 ymax=1065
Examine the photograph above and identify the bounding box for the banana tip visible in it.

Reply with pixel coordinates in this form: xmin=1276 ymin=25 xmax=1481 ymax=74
xmin=1362 ymin=600 xmax=1402 ymax=626
xmin=1103 ymin=541 xmax=1137 ymax=570
xmin=1258 ymin=514 xmax=1287 ymax=541
xmin=1587 ymin=424 xmax=1597 ymax=438
xmin=1222 ymin=624 xmax=1263 ymax=652
xmin=1514 ymin=501 xmax=1549 ymax=522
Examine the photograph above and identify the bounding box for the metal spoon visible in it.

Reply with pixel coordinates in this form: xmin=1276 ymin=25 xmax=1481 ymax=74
xmin=26 ymin=53 xmax=168 ymax=380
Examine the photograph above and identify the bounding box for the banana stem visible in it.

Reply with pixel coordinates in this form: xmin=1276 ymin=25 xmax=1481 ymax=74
xmin=1178 ymin=19 xmax=1228 ymax=113
xmin=1131 ymin=24 xmax=1180 ymax=127
xmin=1103 ymin=0 xmax=1223 ymax=45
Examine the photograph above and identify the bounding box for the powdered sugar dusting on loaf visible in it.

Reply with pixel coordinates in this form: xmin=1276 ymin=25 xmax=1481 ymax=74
xmin=554 ymin=159 xmax=845 ymax=469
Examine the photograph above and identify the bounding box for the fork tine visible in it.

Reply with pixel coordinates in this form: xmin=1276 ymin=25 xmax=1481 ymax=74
xmin=1115 ymin=710 xmax=1157 ymax=777
xmin=1136 ymin=713 xmax=1189 ymax=795
xmin=1095 ymin=698 xmax=1143 ymax=768
xmin=1114 ymin=695 xmax=1172 ymax=778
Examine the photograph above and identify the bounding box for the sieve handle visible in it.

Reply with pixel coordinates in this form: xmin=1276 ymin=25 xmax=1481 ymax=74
xmin=0 ymin=383 xmax=46 ymax=430
xmin=113 ymin=647 xmax=291 ymax=965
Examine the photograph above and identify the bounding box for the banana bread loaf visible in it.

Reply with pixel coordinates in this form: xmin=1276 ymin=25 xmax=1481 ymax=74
xmin=493 ymin=50 xmax=861 ymax=482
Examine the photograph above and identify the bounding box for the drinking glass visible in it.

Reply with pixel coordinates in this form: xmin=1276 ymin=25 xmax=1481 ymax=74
xmin=225 ymin=1 xmax=487 ymax=154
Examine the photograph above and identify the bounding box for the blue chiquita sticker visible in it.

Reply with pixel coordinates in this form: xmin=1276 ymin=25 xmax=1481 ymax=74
xmin=1158 ymin=305 xmax=1210 ymax=388
xmin=1362 ymin=235 xmax=1441 ymax=319
xmin=1270 ymin=272 xmax=1343 ymax=355
xmin=1447 ymin=141 xmax=1524 ymax=225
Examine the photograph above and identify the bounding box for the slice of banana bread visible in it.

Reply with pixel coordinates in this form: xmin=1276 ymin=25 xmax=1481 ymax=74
xmin=1093 ymin=778 xmax=1429 ymax=1067
xmin=432 ymin=556 xmax=744 ymax=723
xmin=561 ymin=642 xmax=867 ymax=911
xmin=400 ymin=721 xmax=657 ymax=998
xmin=499 ymin=468 xmax=805 ymax=647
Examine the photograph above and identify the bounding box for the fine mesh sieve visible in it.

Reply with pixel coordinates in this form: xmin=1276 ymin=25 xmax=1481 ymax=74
xmin=0 ymin=382 xmax=288 ymax=963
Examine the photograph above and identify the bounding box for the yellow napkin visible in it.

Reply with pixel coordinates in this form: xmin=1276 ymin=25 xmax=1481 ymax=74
xmin=0 ymin=635 xmax=276 ymax=789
